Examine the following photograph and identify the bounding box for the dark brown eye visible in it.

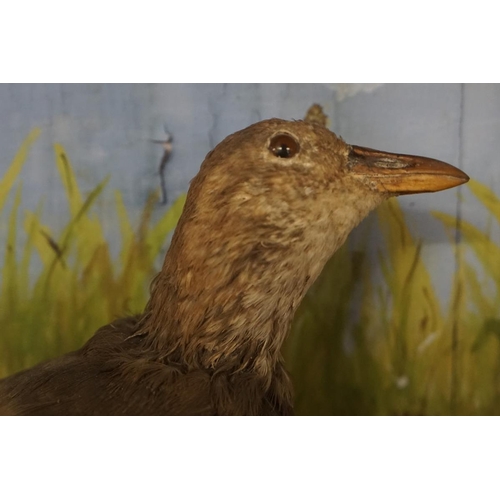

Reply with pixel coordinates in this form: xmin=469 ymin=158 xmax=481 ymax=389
xmin=269 ymin=134 xmax=300 ymax=159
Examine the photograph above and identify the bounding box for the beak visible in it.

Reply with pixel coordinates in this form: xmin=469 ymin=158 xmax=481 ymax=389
xmin=348 ymin=145 xmax=469 ymax=195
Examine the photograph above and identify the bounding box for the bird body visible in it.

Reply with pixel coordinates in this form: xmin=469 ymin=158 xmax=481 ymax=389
xmin=0 ymin=118 xmax=469 ymax=415
xmin=0 ymin=317 xmax=291 ymax=415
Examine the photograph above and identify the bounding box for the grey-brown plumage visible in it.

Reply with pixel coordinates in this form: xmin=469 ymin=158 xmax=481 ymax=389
xmin=0 ymin=118 xmax=469 ymax=415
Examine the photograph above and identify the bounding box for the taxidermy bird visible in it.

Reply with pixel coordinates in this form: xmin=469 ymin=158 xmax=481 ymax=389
xmin=0 ymin=118 xmax=469 ymax=415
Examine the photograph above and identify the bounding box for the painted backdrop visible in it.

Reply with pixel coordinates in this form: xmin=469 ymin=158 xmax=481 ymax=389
xmin=0 ymin=83 xmax=499 ymax=415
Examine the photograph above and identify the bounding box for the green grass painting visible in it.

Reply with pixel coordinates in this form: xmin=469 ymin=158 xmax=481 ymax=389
xmin=0 ymin=131 xmax=185 ymax=377
xmin=1 ymin=131 xmax=499 ymax=415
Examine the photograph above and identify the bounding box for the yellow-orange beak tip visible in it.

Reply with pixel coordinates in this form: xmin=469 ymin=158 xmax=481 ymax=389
xmin=348 ymin=145 xmax=469 ymax=195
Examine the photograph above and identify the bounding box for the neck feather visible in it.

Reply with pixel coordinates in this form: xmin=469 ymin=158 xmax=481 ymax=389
xmin=139 ymin=217 xmax=320 ymax=376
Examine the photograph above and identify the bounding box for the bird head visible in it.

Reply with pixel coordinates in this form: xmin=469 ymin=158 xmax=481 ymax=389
xmin=176 ymin=119 xmax=468 ymax=278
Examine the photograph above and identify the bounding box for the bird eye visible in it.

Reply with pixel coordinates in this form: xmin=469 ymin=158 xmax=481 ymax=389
xmin=269 ymin=134 xmax=300 ymax=159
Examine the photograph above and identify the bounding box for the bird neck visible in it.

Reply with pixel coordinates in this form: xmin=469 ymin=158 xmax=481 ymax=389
xmin=138 ymin=160 xmax=385 ymax=376
xmin=140 ymin=220 xmax=317 ymax=377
